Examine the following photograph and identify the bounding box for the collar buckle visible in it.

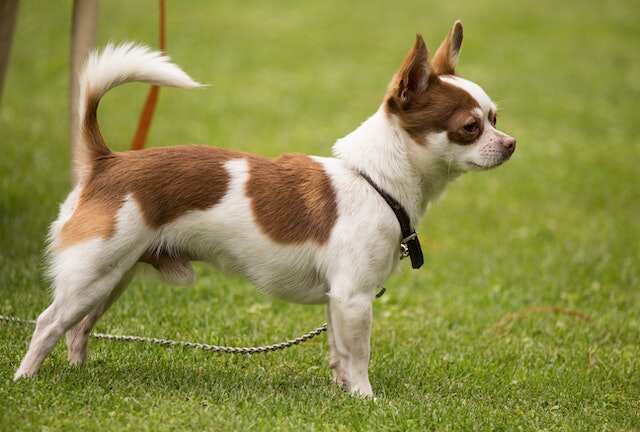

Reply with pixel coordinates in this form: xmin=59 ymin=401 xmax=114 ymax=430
xmin=399 ymin=232 xmax=416 ymax=260
xmin=400 ymin=243 xmax=409 ymax=259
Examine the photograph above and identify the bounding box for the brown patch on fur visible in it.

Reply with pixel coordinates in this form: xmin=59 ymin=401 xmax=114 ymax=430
xmin=246 ymin=154 xmax=338 ymax=244
xmin=59 ymin=146 xmax=243 ymax=249
xmin=59 ymin=201 xmax=116 ymax=246
xmin=73 ymin=93 xmax=112 ymax=182
xmin=83 ymin=96 xmax=111 ymax=159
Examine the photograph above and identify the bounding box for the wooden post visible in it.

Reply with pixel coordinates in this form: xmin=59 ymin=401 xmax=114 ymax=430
xmin=0 ymin=0 xmax=19 ymax=103
xmin=69 ymin=0 xmax=98 ymax=183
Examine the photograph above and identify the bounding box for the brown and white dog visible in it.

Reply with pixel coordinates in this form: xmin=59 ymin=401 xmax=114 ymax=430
xmin=15 ymin=21 xmax=516 ymax=396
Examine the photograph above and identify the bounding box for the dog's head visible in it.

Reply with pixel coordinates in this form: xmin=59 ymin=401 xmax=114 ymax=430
xmin=385 ymin=21 xmax=516 ymax=174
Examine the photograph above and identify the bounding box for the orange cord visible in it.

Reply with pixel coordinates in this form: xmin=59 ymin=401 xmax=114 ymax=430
xmin=130 ymin=0 xmax=165 ymax=151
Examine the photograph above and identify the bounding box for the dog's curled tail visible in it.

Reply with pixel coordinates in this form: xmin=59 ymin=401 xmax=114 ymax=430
xmin=74 ymin=42 xmax=202 ymax=180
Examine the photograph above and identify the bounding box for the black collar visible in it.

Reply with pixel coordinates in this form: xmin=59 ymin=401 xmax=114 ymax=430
xmin=359 ymin=172 xmax=424 ymax=269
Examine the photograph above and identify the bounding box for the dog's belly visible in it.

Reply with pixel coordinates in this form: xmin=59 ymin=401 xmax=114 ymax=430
xmin=156 ymin=212 xmax=332 ymax=304
xmin=247 ymin=267 xmax=330 ymax=305
xmin=196 ymin=247 xmax=330 ymax=305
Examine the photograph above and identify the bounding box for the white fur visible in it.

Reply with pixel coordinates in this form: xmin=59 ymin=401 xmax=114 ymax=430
xmin=15 ymin=42 xmax=514 ymax=398
xmin=80 ymin=43 xmax=200 ymax=99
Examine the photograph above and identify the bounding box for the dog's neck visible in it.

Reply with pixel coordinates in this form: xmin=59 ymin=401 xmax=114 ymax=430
xmin=333 ymin=107 xmax=459 ymax=226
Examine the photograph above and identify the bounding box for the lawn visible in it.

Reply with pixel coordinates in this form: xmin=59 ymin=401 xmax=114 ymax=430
xmin=1 ymin=0 xmax=639 ymax=430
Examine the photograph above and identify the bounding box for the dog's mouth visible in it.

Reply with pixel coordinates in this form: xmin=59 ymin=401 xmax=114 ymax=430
xmin=468 ymin=161 xmax=499 ymax=171
xmin=467 ymin=154 xmax=513 ymax=171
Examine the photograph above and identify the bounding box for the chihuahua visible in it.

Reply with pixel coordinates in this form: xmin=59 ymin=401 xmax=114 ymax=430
xmin=15 ymin=21 xmax=515 ymax=396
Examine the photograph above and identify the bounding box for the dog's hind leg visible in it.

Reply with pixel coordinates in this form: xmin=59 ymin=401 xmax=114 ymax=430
xmin=15 ymin=221 xmax=151 ymax=379
xmin=65 ymin=267 xmax=136 ymax=366
xmin=14 ymin=257 xmax=132 ymax=380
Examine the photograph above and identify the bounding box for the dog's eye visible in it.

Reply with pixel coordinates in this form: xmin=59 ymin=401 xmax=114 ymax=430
xmin=490 ymin=112 xmax=497 ymax=126
xmin=463 ymin=120 xmax=479 ymax=133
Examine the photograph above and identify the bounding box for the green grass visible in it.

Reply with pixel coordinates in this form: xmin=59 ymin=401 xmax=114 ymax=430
xmin=1 ymin=0 xmax=639 ymax=430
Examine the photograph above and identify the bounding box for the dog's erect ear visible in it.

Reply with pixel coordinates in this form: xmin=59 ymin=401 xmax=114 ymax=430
xmin=431 ymin=20 xmax=463 ymax=75
xmin=392 ymin=34 xmax=431 ymax=107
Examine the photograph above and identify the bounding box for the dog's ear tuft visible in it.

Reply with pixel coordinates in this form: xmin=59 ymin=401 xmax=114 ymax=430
xmin=389 ymin=34 xmax=431 ymax=109
xmin=431 ymin=20 xmax=464 ymax=75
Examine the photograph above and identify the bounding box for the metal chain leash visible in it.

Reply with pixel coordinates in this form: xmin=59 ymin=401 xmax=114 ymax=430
xmin=0 ymin=288 xmax=385 ymax=355
xmin=0 ymin=314 xmax=326 ymax=355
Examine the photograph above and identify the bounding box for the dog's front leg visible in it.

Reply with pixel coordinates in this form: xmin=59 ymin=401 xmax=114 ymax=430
xmin=328 ymin=291 xmax=373 ymax=397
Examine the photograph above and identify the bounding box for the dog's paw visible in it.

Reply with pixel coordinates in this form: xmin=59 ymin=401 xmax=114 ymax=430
xmin=13 ymin=367 xmax=35 ymax=381
xmin=67 ymin=348 xmax=87 ymax=367
xmin=330 ymin=365 xmax=374 ymax=397
xmin=348 ymin=382 xmax=374 ymax=398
